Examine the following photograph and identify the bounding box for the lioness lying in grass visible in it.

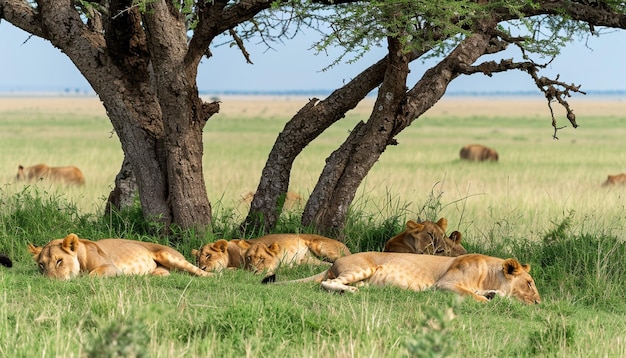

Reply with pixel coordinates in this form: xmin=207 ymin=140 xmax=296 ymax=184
xmin=28 ymin=233 xmax=211 ymax=279
xmin=265 ymin=252 xmax=541 ymax=304
xmin=192 ymin=233 xmax=351 ymax=273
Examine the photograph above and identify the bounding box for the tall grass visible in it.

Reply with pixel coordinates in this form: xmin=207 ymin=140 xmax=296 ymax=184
xmin=0 ymin=188 xmax=625 ymax=357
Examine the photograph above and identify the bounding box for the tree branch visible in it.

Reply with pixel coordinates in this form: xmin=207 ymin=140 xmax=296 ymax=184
xmin=229 ymin=28 xmax=253 ymax=64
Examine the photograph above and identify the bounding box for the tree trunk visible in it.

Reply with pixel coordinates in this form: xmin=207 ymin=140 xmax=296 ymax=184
xmin=302 ymin=36 xmax=410 ymax=235
xmin=303 ymin=31 xmax=495 ymax=235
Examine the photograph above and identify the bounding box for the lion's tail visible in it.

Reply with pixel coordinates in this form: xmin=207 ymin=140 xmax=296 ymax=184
xmin=0 ymin=254 xmax=12 ymax=268
xmin=261 ymin=270 xmax=328 ymax=285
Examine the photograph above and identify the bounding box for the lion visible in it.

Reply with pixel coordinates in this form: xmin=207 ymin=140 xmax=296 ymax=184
xmin=602 ymin=173 xmax=626 ymax=186
xmin=460 ymin=144 xmax=499 ymax=162
xmin=191 ymin=234 xmax=351 ymax=273
xmin=384 ymin=218 xmax=466 ymax=256
xmin=17 ymin=164 xmax=85 ymax=185
xmin=264 ymin=252 xmax=541 ymax=304
xmin=28 ymin=233 xmax=212 ymax=280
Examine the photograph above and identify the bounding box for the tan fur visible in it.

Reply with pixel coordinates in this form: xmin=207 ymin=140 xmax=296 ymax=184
xmin=460 ymin=144 xmax=499 ymax=162
xmin=192 ymin=234 xmax=350 ymax=273
xmin=384 ymin=218 xmax=466 ymax=256
xmin=273 ymin=252 xmax=541 ymax=304
xmin=602 ymin=173 xmax=626 ymax=186
xmin=28 ymin=234 xmax=211 ymax=280
xmin=17 ymin=164 xmax=85 ymax=185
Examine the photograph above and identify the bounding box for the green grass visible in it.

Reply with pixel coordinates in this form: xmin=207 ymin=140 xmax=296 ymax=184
xmin=1 ymin=97 xmax=626 ymax=356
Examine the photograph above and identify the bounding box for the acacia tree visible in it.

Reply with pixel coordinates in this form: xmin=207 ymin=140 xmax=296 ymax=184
xmin=2 ymin=0 xmax=625 ymax=237
xmin=0 ymin=0 xmax=278 ymax=233
xmin=245 ymin=0 xmax=626 ymax=235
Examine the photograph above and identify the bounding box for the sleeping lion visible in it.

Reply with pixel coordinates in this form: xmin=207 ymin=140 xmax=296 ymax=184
xmin=28 ymin=233 xmax=212 ymax=279
xmin=264 ymin=252 xmax=541 ymax=304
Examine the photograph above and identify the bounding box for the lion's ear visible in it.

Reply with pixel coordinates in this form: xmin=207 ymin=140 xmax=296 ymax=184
xmin=268 ymin=242 xmax=282 ymax=255
xmin=502 ymin=258 xmax=524 ymax=277
xmin=522 ymin=264 xmax=531 ymax=273
xmin=405 ymin=220 xmax=418 ymax=229
xmin=436 ymin=218 xmax=448 ymax=231
xmin=214 ymin=239 xmax=229 ymax=252
xmin=449 ymin=231 xmax=462 ymax=244
xmin=27 ymin=243 xmax=42 ymax=257
xmin=237 ymin=240 xmax=251 ymax=250
xmin=191 ymin=249 xmax=199 ymax=257
xmin=62 ymin=233 xmax=80 ymax=253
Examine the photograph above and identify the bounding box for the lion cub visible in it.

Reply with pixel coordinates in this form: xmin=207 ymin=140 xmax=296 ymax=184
xmin=192 ymin=234 xmax=351 ymax=273
xmin=28 ymin=233 xmax=211 ymax=280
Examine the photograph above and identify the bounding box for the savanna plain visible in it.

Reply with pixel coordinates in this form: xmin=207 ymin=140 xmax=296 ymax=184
xmin=0 ymin=94 xmax=625 ymax=357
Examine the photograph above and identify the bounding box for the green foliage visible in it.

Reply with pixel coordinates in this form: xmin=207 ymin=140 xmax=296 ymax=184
xmin=87 ymin=314 xmax=151 ymax=358
xmin=405 ymin=298 xmax=460 ymax=357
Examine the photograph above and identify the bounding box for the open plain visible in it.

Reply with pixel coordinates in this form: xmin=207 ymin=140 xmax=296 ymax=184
xmin=1 ymin=94 xmax=625 ymax=356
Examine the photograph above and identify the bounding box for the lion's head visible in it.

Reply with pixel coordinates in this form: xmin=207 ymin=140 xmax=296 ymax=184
xmin=499 ymin=258 xmax=541 ymax=304
xmin=240 ymin=241 xmax=282 ymax=275
xmin=191 ymin=239 xmax=239 ymax=272
xmin=384 ymin=218 xmax=467 ymax=256
xmin=28 ymin=234 xmax=82 ymax=280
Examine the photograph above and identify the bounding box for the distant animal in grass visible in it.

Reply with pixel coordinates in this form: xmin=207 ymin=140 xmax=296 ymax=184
xmin=28 ymin=233 xmax=211 ymax=280
xmin=384 ymin=218 xmax=466 ymax=257
xmin=602 ymin=173 xmax=626 ymax=187
xmin=460 ymin=144 xmax=499 ymax=162
xmin=0 ymin=254 xmax=12 ymax=268
xmin=17 ymin=163 xmax=85 ymax=185
xmin=264 ymin=252 xmax=541 ymax=304
xmin=192 ymin=234 xmax=351 ymax=274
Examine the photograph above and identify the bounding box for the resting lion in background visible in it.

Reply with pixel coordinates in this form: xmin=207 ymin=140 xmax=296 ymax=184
xmin=264 ymin=252 xmax=541 ymax=304
xmin=460 ymin=144 xmax=499 ymax=162
xmin=384 ymin=218 xmax=466 ymax=256
xmin=602 ymin=173 xmax=626 ymax=186
xmin=28 ymin=234 xmax=212 ymax=279
xmin=17 ymin=164 xmax=85 ymax=185
xmin=192 ymin=234 xmax=351 ymax=273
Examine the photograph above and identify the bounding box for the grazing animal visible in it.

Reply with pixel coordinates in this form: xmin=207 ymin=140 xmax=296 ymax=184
xmin=17 ymin=164 xmax=85 ymax=185
xmin=265 ymin=252 xmax=541 ymax=304
xmin=28 ymin=233 xmax=211 ymax=280
xmin=192 ymin=234 xmax=351 ymax=273
xmin=0 ymin=254 xmax=12 ymax=268
xmin=460 ymin=144 xmax=499 ymax=162
xmin=602 ymin=173 xmax=626 ymax=186
xmin=384 ymin=218 xmax=467 ymax=256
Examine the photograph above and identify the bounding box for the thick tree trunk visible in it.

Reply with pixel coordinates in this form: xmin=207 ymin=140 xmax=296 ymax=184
xmin=142 ymin=1 xmax=213 ymax=231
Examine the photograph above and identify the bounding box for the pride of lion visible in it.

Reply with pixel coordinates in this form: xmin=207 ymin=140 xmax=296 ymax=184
xmin=24 ymin=217 xmax=540 ymax=304
xmin=17 ymin=163 xmax=85 ymax=185
xmin=28 ymin=233 xmax=211 ymax=279
xmin=191 ymin=233 xmax=351 ymax=274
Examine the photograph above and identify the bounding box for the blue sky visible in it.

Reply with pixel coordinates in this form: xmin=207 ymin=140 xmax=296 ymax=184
xmin=1 ymin=22 xmax=625 ymax=94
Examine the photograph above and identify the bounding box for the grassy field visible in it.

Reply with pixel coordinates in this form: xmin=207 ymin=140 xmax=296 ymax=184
xmin=0 ymin=94 xmax=625 ymax=356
